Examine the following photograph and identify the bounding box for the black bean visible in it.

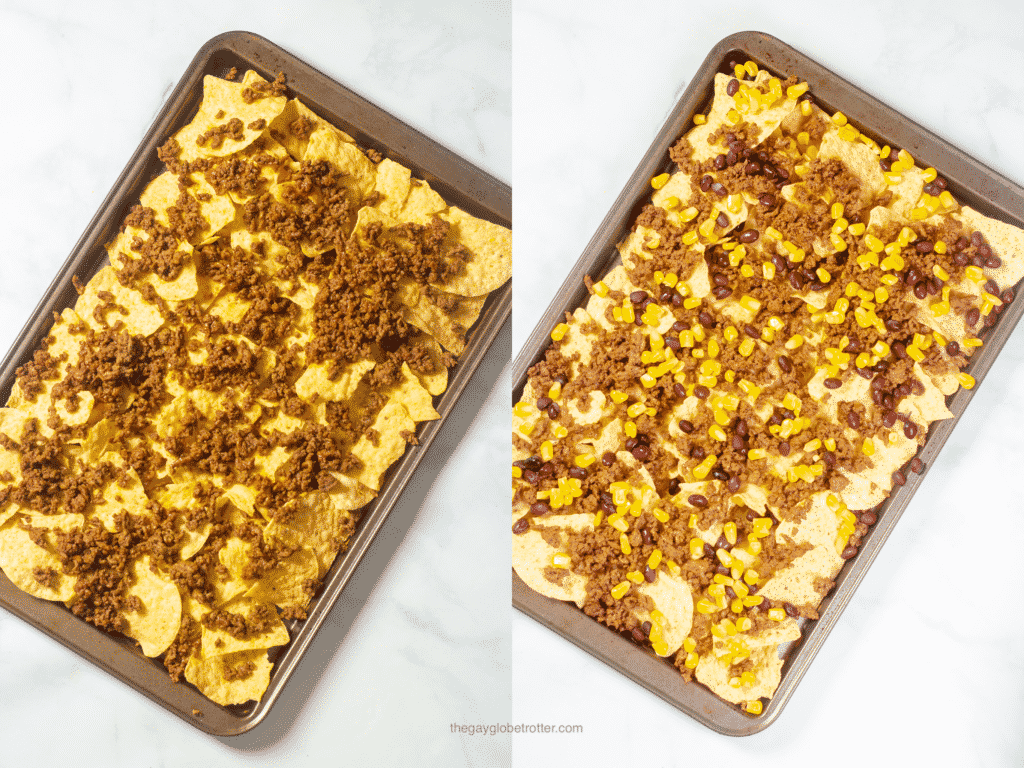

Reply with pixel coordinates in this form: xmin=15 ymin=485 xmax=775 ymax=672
xmin=946 ymin=341 xmax=960 ymax=356
xmin=712 ymin=285 xmax=733 ymax=299
xmin=568 ymin=466 xmax=588 ymax=481
xmin=822 ymin=451 xmax=836 ymax=467
xmin=847 ymin=410 xmax=861 ymax=429
xmin=539 ymin=462 xmax=555 ymax=477
xmin=689 ymin=494 xmax=709 ymax=508
xmin=910 ymin=457 xmax=925 ymax=474
xmin=736 ymin=420 xmax=748 ymax=437
xmin=530 ymin=501 xmax=551 ymax=516
xmin=739 ymin=229 xmax=760 ymax=243
xmin=678 ymin=419 xmax=694 ymax=433
xmin=744 ymin=161 xmax=762 ymax=175
xmin=715 ymin=534 xmax=730 ymax=550
xmin=915 ymin=240 xmax=933 ymax=254
xmin=726 ymin=149 xmax=738 ymax=166
xmin=893 ymin=341 xmax=908 ymax=359
xmin=640 ymin=527 xmax=654 ymax=546
xmin=841 ymin=545 xmax=858 ymax=560
xmin=913 ymin=281 xmax=928 ymax=300
xmin=547 ymin=403 xmax=560 ymax=419
xmin=731 ymin=434 xmax=745 ymax=451
xmin=744 ymin=323 xmax=759 ymax=338
xmin=672 ymin=292 xmax=684 ymax=307
xmin=644 ymin=566 xmax=657 ymax=583
xmin=699 ymin=310 xmax=715 ymax=328
xmin=824 ymin=377 xmax=842 ymax=389
xmin=694 ymin=385 xmax=710 ymax=399
xmin=728 ymin=476 xmax=741 ymax=492
xmin=632 ymin=444 xmax=651 ymax=462
xmin=727 ymin=78 xmax=740 ymax=96
xmin=971 ymin=231 xmax=985 ymax=247
xmin=725 ymin=585 xmax=737 ymax=600
xmin=778 ymin=355 xmax=793 ymax=374
xmin=954 ymin=252 xmax=969 ymax=267
xmin=711 ymin=466 xmax=730 ymax=482
xmin=691 ymin=445 xmax=706 ymax=460
xmin=714 ymin=154 xmax=728 ymax=171
xmin=882 ymin=410 xmax=896 ymax=428
xmin=905 ymin=267 xmax=922 ymax=287
xmin=522 ymin=470 xmax=539 ymax=485
xmin=986 ymin=255 xmax=1002 ymax=268
xmin=700 ymin=175 xmax=713 ymax=192
xmin=783 ymin=602 xmax=799 ymax=618
xmin=512 ymin=517 xmax=530 ymax=534
xmin=668 ymin=478 xmax=681 ymax=496
xmin=536 ymin=396 xmax=552 ymax=410
xmin=1003 ymin=288 xmax=1015 ymax=304
xmin=860 ymin=511 xmax=878 ymax=526
xmin=601 ymin=451 xmax=616 ymax=467
xmin=778 ymin=441 xmax=791 ymax=457
xmin=893 ymin=470 xmax=906 ymax=486
xmin=710 ymin=182 xmax=727 ymax=197
xmin=631 ymin=627 xmax=647 ymax=643
xmin=759 ymin=193 xmax=775 ymax=207
xmin=630 ymin=290 xmax=648 ymax=305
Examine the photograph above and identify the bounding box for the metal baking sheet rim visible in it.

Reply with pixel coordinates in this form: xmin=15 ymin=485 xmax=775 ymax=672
xmin=511 ymin=30 xmax=1024 ymax=736
xmin=0 ymin=31 xmax=511 ymax=737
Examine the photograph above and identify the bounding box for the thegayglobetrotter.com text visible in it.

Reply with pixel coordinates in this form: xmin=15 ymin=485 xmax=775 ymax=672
xmin=450 ymin=723 xmax=583 ymax=736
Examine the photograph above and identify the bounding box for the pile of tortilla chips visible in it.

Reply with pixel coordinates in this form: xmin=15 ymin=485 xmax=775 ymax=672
xmin=513 ymin=62 xmax=1023 ymax=714
xmin=0 ymin=70 xmax=510 ymax=707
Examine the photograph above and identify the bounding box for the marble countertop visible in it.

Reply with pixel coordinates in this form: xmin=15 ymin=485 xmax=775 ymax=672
xmin=513 ymin=1 xmax=1024 ymax=765
xmin=0 ymin=2 xmax=510 ymax=766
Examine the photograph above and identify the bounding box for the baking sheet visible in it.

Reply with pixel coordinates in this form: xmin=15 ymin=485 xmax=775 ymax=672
xmin=0 ymin=30 xmax=511 ymax=736
xmin=511 ymin=29 xmax=1024 ymax=736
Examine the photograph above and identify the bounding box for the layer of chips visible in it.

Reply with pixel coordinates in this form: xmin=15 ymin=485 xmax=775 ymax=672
xmin=0 ymin=70 xmax=510 ymax=707
xmin=513 ymin=62 xmax=1022 ymax=715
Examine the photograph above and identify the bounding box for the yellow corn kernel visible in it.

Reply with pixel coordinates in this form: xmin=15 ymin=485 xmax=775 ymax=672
xmin=768 ymin=608 xmax=786 ymax=621
xmin=591 ymin=280 xmax=610 ymax=298
xmin=745 ymin=699 xmax=763 ymax=715
xmin=575 ymin=453 xmax=597 ymax=470
xmin=743 ymin=60 xmax=758 ymax=76
xmin=551 ymin=323 xmax=569 ymax=342
xmin=932 ymin=240 xmax=947 ymax=254
xmin=645 ymin=551 xmax=663 ymax=572
xmin=874 ymin=286 xmax=889 ymax=304
xmin=958 ymin=372 xmax=976 ymax=389
xmin=964 ymin=337 xmax=983 ymax=348
xmin=539 ymin=441 xmax=554 ymax=462
xmin=738 ymin=338 xmax=756 ymax=357
xmin=845 ymin=222 xmax=864 ymax=237
xmin=696 ymin=598 xmax=718 ymax=614
xmin=692 ymin=112 xmax=708 ymax=126
xmin=709 ymin=424 xmax=728 ymax=442
xmin=682 ymin=637 xmax=697 ymax=654
xmin=939 ymin=190 xmax=956 ymax=211
xmin=693 ymin=454 xmax=718 ymax=480
xmin=692 ymin=536 xmax=708 ymax=561
xmin=651 ymin=173 xmax=670 ymax=189
xmin=787 ymin=82 xmax=809 ymax=99
xmin=724 ymin=325 xmax=739 ymax=343
xmin=517 ymin=422 xmax=535 ymax=437
xmin=609 ymin=515 xmax=628 ymax=533
xmin=727 ymin=109 xmax=741 ymax=125
xmin=824 ymin=438 xmax=836 ymax=452
xmin=864 ymin=234 xmax=885 ymax=253
xmin=933 ymin=264 xmax=950 ymax=282
xmin=626 ymin=401 xmax=646 ymax=418
xmin=626 ymin=570 xmax=645 ymax=584
xmin=513 ymin=402 xmax=536 ymax=418
xmin=828 ymin=232 xmax=847 ymax=252
xmin=746 ymin=447 xmax=768 ymax=462
xmin=620 ymin=533 xmax=631 ymax=555
xmin=611 ymin=581 xmax=630 ymax=600
xmin=884 ymin=172 xmax=902 ymax=185
xmin=862 ymin=438 xmax=875 ymax=456
xmin=838 ymin=124 xmax=860 ymax=142
xmin=930 ymin=300 xmax=950 ymax=317
xmin=684 ymin=651 xmax=700 ymax=669
xmin=872 ymin=341 xmax=891 ymax=358
xmin=880 ymin=253 xmax=905 ymax=271
xmin=723 ymin=522 xmax=738 ymax=546
xmin=610 ymin=390 xmax=629 ymax=404
xmin=815 ymin=267 xmax=832 ymax=284
xmin=624 ymin=421 xmax=637 ymax=438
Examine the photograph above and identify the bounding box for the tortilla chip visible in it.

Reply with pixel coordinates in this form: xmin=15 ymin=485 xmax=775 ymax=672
xmin=371 ymin=158 xmax=412 ymax=220
xmin=636 ymin=572 xmax=693 ymax=657
xmin=0 ymin=517 xmax=74 ymax=601
xmin=173 ymin=70 xmax=287 ymax=163
xmin=432 ymin=208 xmax=511 ymax=297
xmin=185 ymin=648 xmax=273 ymax=706
xmin=389 ymin=364 xmax=440 ymax=422
xmin=75 ymin=266 xmax=164 ymax=336
xmin=511 ymin=512 xmax=593 ymax=606
xmin=268 ymin=98 xmax=354 ymax=161
xmin=201 ymin=598 xmax=290 ymax=658
xmin=349 ymin=400 xmax=416 ymax=491
xmin=304 ymin=127 xmax=376 ymax=204
xmin=139 ymin=172 xmax=236 ymax=246
xmin=294 ymin=359 xmax=375 ymax=403
xmin=123 ymin=556 xmax=182 ymax=657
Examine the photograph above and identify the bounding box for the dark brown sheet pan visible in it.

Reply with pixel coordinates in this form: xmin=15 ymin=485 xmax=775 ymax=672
xmin=0 ymin=30 xmax=511 ymax=736
xmin=511 ymin=30 xmax=1024 ymax=736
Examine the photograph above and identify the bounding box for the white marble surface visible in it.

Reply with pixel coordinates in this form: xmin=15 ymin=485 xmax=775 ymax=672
xmin=513 ymin=1 xmax=1024 ymax=764
xmin=0 ymin=1 xmax=510 ymax=766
